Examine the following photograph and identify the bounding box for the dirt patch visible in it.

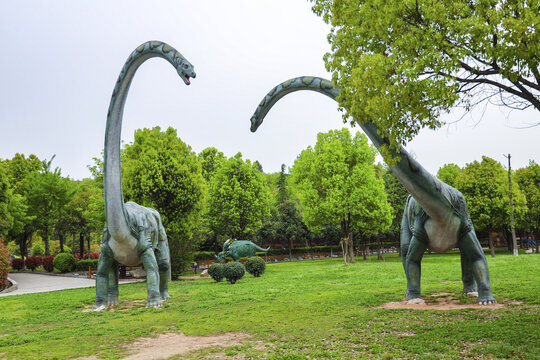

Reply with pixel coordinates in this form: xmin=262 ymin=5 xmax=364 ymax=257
xmin=378 ymin=293 xmax=509 ymax=310
xmin=120 ymin=332 xmax=251 ymax=360
xmin=76 ymin=299 xmax=148 ymax=313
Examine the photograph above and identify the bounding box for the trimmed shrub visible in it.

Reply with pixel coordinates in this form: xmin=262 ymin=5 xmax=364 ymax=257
xmin=0 ymin=238 xmax=9 ymax=290
xmin=42 ymin=256 xmax=55 ymax=272
xmin=25 ymin=256 xmax=42 ymax=271
xmin=32 ymin=242 xmax=45 ymax=256
xmin=10 ymin=258 xmax=24 ymax=271
xmin=208 ymin=263 xmax=225 ymax=282
xmin=53 ymin=253 xmax=77 ymax=273
xmin=223 ymin=262 xmax=245 ymax=284
xmin=76 ymin=259 xmax=99 ymax=271
xmin=244 ymin=256 xmax=266 ymax=277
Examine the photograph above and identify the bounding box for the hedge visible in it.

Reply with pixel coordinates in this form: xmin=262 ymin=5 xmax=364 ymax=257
xmin=193 ymin=251 xmax=217 ymax=261
xmin=76 ymin=259 xmax=99 ymax=271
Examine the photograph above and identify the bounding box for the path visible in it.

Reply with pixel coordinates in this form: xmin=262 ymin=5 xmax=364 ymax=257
xmin=0 ymin=273 xmax=140 ymax=297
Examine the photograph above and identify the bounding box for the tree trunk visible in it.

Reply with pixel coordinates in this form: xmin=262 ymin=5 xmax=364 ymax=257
xmin=72 ymin=233 xmax=76 ymax=251
xmin=341 ymin=238 xmax=348 ymax=266
xmin=347 ymin=228 xmax=357 ymax=263
xmin=79 ymin=233 xmax=85 ymax=258
xmin=377 ymin=236 xmax=383 ymax=261
xmin=488 ymin=229 xmax=496 ymax=258
xmin=59 ymin=233 xmax=64 ymax=253
xmin=535 ymin=230 xmax=539 ymax=254
xmin=87 ymin=236 xmax=91 ymax=255
xmin=44 ymin=225 xmax=50 ymax=256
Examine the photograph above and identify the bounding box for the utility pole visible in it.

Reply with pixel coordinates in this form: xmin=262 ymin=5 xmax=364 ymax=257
xmin=504 ymin=154 xmax=518 ymax=256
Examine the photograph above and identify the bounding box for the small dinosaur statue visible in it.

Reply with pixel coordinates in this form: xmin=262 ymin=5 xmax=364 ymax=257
xmin=215 ymin=239 xmax=270 ymax=263
xmin=93 ymin=41 xmax=196 ymax=311
xmin=249 ymin=76 xmax=495 ymax=305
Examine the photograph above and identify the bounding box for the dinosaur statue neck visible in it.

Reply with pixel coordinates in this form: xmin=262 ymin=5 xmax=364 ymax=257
xmin=104 ymin=41 xmax=190 ymax=242
xmin=250 ymin=76 xmax=452 ymax=223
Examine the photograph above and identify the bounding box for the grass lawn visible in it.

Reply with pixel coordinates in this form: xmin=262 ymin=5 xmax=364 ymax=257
xmin=0 ymin=251 xmax=538 ymax=359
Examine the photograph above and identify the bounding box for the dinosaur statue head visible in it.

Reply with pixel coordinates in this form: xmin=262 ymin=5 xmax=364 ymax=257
xmin=250 ymin=108 xmax=263 ymax=132
xmin=176 ymin=58 xmax=196 ymax=85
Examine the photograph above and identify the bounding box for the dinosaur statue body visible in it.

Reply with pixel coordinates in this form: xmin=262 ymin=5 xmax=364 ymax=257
xmin=216 ymin=239 xmax=270 ymax=263
xmin=93 ymin=41 xmax=196 ymax=311
xmin=249 ymin=76 xmax=495 ymax=304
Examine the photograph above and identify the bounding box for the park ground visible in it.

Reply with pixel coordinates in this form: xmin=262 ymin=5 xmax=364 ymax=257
xmin=0 ymin=250 xmax=538 ymax=359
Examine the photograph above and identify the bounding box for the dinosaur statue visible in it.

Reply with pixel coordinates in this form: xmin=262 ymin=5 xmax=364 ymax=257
xmin=93 ymin=41 xmax=196 ymax=311
xmin=215 ymin=239 xmax=270 ymax=263
xmin=249 ymin=76 xmax=495 ymax=305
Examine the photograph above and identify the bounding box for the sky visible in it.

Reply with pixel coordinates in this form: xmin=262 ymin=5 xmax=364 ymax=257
xmin=1 ymin=1 xmax=538 ymax=180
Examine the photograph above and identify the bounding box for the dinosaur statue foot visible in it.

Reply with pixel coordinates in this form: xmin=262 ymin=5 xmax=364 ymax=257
xmin=477 ymin=297 xmax=496 ymax=305
xmin=93 ymin=303 xmax=108 ymax=312
xmin=406 ymin=298 xmax=425 ymax=305
xmin=465 ymin=291 xmax=479 ymax=297
xmin=107 ymin=295 xmax=119 ymax=306
xmin=161 ymin=291 xmax=171 ymax=301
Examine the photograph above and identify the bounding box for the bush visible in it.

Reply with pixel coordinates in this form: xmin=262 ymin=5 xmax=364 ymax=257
xmin=32 ymin=242 xmax=45 ymax=256
xmin=208 ymin=263 xmax=225 ymax=282
xmin=49 ymin=240 xmax=72 ymax=255
xmin=42 ymin=256 xmax=55 ymax=272
xmin=25 ymin=256 xmax=42 ymax=271
xmin=53 ymin=253 xmax=77 ymax=273
xmin=194 ymin=251 xmax=218 ymax=261
xmin=244 ymin=256 xmax=266 ymax=277
xmin=10 ymin=258 xmax=24 ymax=271
xmin=223 ymin=262 xmax=245 ymax=284
xmin=0 ymin=238 xmax=9 ymax=290
xmin=76 ymin=259 xmax=99 ymax=271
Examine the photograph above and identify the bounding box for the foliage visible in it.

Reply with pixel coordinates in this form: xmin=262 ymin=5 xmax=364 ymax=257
xmin=31 ymin=242 xmax=45 ymax=256
xmin=291 ymin=128 xmax=392 ymax=262
xmin=0 ymin=166 xmax=13 ymax=236
xmin=0 ymin=238 xmax=9 ymax=290
xmin=311 ymin=0 xmax=540 ymax=158
xmin=26 ymin=155 xmax=74 ymax=255
xmin=515 ymin=160 xmax=540 ymax=235
xmin=53 ymin=253 xmax=77 ymax=273
xmin=0 ymin=253 xmax=538 ymax=359
xmin=193 ymin=251 xmax=217 ymax=261
xmin=381 ymin=166 xmax=410 ymax=237
xmin=123 ymin=126 xmax=206 ymax=275
xmin=207 ymin=152 xmax=271 ymax=239
xmin=198 ymin=147 xmax=226 ymax=182
xmin=244 ymin=256 xmax=266 ymax=277
xmin=222 ymin=261 xmax=245 ymax=284
xmin=76 ymin=259 xmax=99 ymax=271
xmin=437 ymin=163 xmax=463 ymax=189
xmin=49 ymin=240 xmax=72 ymax=256
xmin=258 ymin=200 xmax=311 ymax=249
xmin=74 ymin=252 xmax=99 ymax=260
xmin=42 ymin=256 xmax=55 ymax=272
xmin=456 ymin=156 xmax=527 ymax=233
xmin=10 ymin=258 xmax=24 ymax=271
xmin=208 ymin=263 xmax=225 ymax=282
xmin=24 ymin=256 xmax=42 ymax=271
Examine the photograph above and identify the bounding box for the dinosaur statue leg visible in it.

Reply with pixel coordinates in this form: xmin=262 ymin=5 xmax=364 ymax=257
xmin=140 ymin=247 xmax=162 ymax=307
xmin=459 ymin=248 xmax=477 ymax=295
xmin=94 ymin=238 xmax=114 ymax=311
xmin=107 ymin=260 xmax=119 ymax=306
xmin=399 ymin=211 xmax=413 ymax=299
xmin=459 ymin=230 xmax=496 ymax=304
xmin=404 ymin=236 xmax=427 ymax=303
xmin=154 ymin=239 xmax=170 ymax=301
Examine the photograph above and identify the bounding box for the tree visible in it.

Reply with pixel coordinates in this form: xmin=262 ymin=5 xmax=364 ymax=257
xmin=437 ymin=164 xmax=463 ymax=189
xmin=276 ymin=164 xmax=292 ymax=204
xmin=455 ymin=156 xmax=527 ymax=257
xmin=1 ymin=154 xmax=42 ymax=259
xmin=311 ymin=0 xmax=540 ymax=154
xmin=291 ymin=128 xmax=392 ymax=265
xmin=198 ymin=147 xmax=226 ymax=183
xmin=381 ymin=165 xmax=410 ymax=240
xmin=0 ymin=165 xmax=13 ymax=236
xmin=122 ymin=127 xmax=206 ymax=275
xmin=515 ymin=161 xmax=540 ymax=253
xmin=26 ymin=156 xmax=74 ymax=256
xmin=207 ymin=153 xmax=271 ymax=240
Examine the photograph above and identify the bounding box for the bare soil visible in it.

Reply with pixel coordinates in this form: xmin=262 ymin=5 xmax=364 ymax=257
xmin=378 ymin=292 xmax=512 ymax=310
xmin=120 ymin=332 xmax=251 ymax=360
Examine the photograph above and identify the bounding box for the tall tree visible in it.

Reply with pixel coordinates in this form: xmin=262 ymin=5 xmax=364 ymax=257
xmin=515 ymin=160 xmax=540 ymax=253
xmin=207 ymin=153 xmax=271 ymax=240
xmin=26 ymin=156 xmax=74 ymax=255
xmin=122 ymin=127 xmax=206 ymax=275
xmin=455 ymin=156 xmax=527 ymax=257
xmin=198 ymin=147 xmax=226 ymax=183
xmin=0 ymin=166 xmax=13 ymax=236
xmin=276 ymin=164 xmax=292 ymax=204
xmin=381 ymin=165 xmax=410 ymax=241
xmin=311 ymin=0 xmax=540 ymax=154
xmin=291 ymin=128 xmax=392 ymax=265
xmin=437 ymin=164 xmax=463 ymax=189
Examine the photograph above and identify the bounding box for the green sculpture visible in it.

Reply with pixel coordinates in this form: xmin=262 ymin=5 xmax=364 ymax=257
xmin=215 ymin=239 xmax=270 ymax=263
xmin=93 ymin=41 xmax=196 ymax=311
xmin=250 ymin=76 xmax=495 ymax=305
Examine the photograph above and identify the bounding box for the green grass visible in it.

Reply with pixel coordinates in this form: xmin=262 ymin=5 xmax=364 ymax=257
xmin=1 ymin=252 xmax=538 ymax=359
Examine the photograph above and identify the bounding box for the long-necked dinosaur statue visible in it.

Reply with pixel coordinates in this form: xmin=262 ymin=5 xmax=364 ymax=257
xmin=93 ymin=41 xmax=196 ymax=311
xmin=250 ymin=76 xmax=495 ymax=305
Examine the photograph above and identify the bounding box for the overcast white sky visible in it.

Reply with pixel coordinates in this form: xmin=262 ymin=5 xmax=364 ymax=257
xmin=1 ymin=1 xmax=538 ymax=180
